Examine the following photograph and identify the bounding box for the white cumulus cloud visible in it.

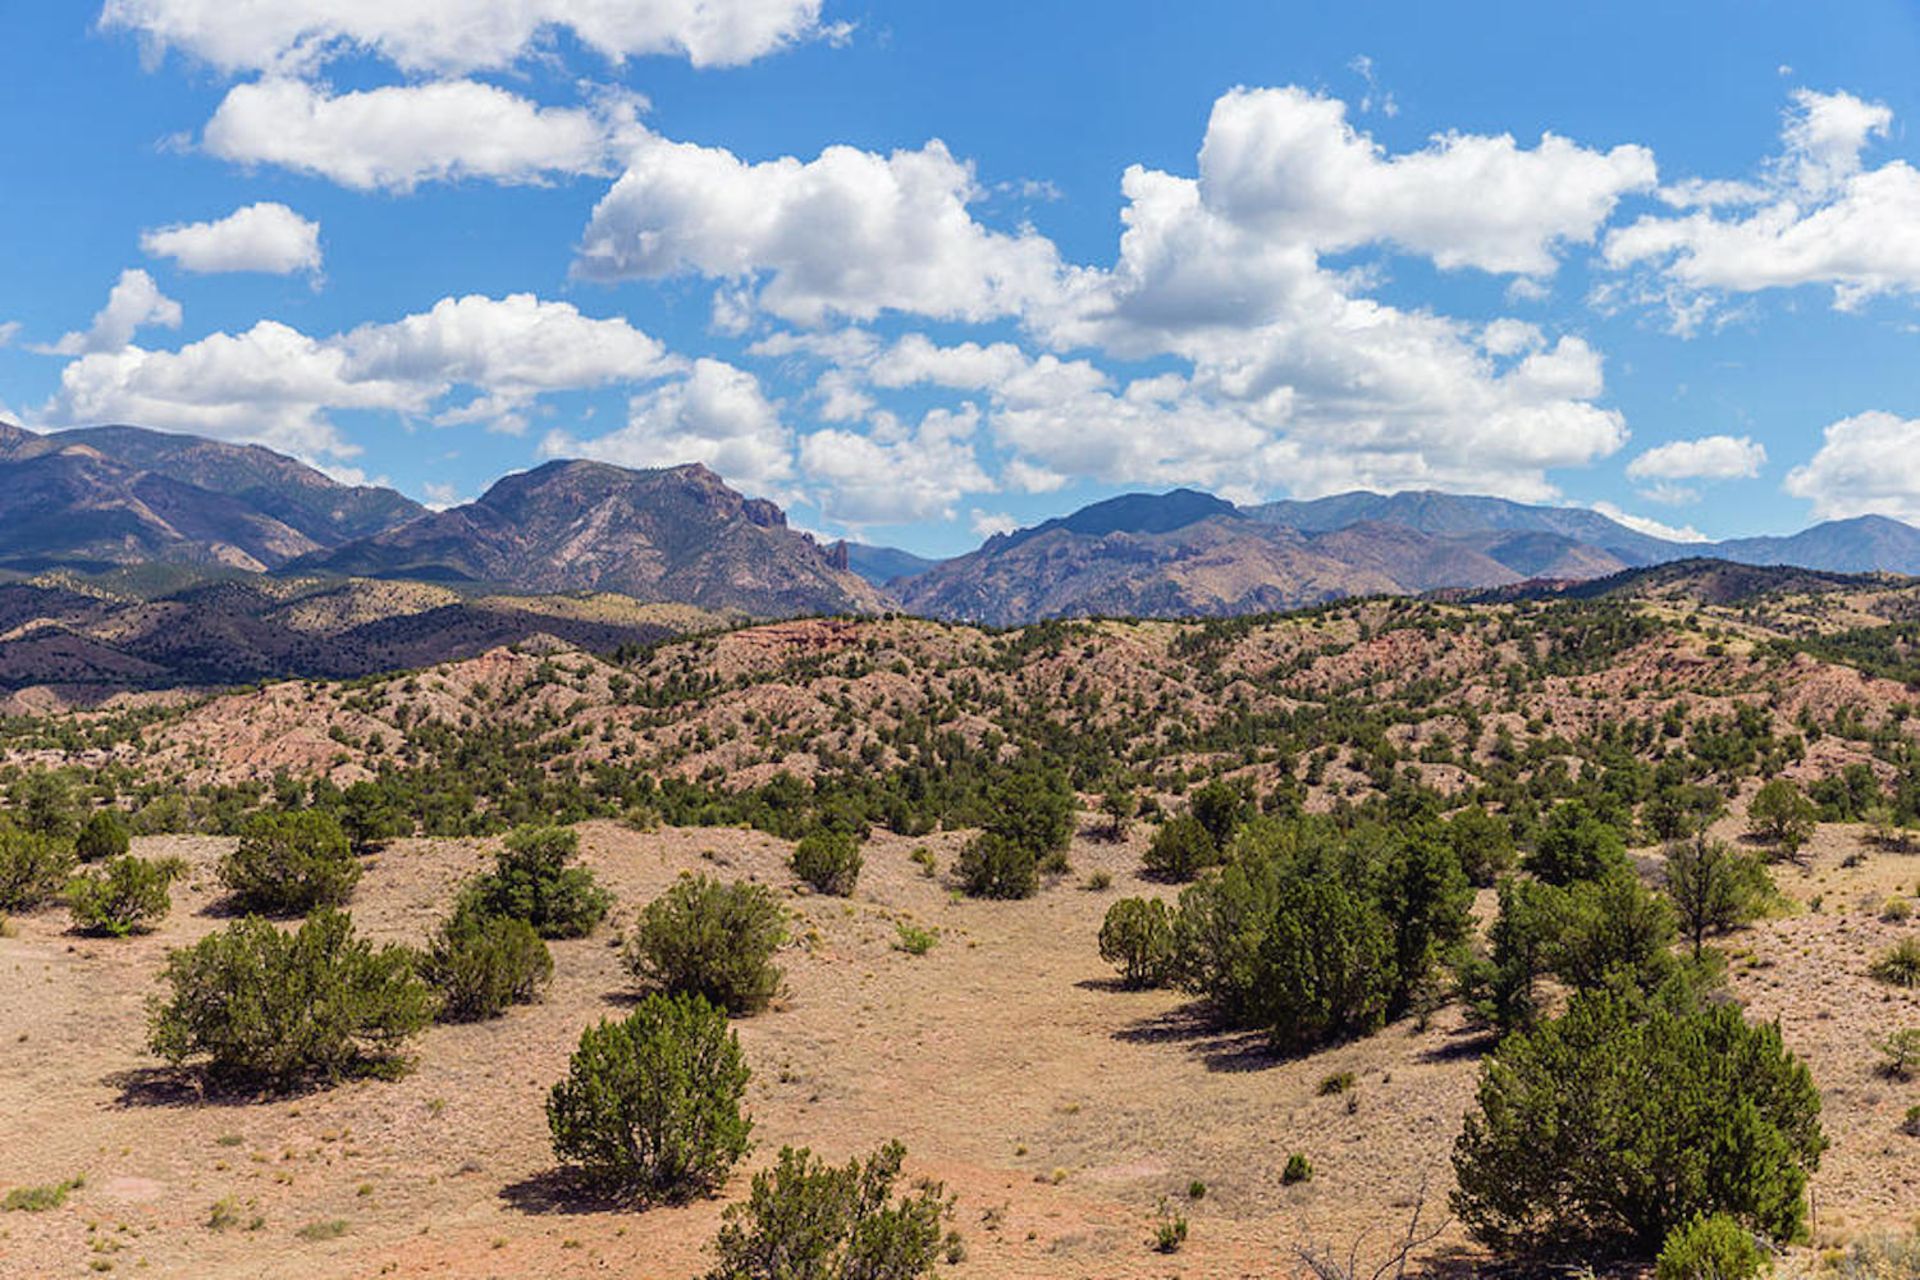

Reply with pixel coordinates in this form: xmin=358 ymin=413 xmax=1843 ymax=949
xmin=541 ymin=358 xmax=794 ymax=492
xmin=44 ymin=292 xmax=674 ymax=461
xmin=100 ymin=0 xmax=837 ymax=73
xmin=141 ymin=201 xmax=322 ymax=274
xmin=1605 ymin=89 xmax=1920 ymax=327
xmin=43 ymin=269 xmax=182 ymax=355
xmin=204 ymin=78 xmax=640 ymax=191
xmin=575 ymin=133 xmax=1068 ymax=325
xmin=1783 ymin=411 xmax=1920 ymax=523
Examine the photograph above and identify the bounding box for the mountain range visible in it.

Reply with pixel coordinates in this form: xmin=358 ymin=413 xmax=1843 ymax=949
xmin=4 ymin=420 xmax=1920 ymax=632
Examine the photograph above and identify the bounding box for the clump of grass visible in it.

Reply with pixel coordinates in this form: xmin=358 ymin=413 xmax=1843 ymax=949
xmin=909 ymin=848 xmax=938 ymax=878
xmin=1082 ymin=870 xmax=1113 ymax=892
xmin=1282 ymin=1153 xmax=1313 ymax=1185
xmin=1871 ymin=936 xmax=1920 ymax=989
xmin=1153 ymin=1199 xmax=1188 ymax=1253
xmin=4 ymin=1176 xmax=84 ymax=1212
xmin=295 ymin=1219 xmax=349 ymax=1241
xmin=1187 ymin=1179 xmax=1207 ymax=1200
xmin=893 ymin=921 xmax=939 ymax=956
xmin=1316 ymin=1071 xmax=1355 ymax=1096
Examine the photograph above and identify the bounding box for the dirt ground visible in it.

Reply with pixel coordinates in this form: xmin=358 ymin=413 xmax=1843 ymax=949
xmin=2 ymin=818 xmax=1917 ymax=1279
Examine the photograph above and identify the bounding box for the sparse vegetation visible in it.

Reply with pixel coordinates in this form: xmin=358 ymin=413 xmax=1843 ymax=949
xmin=3 ymin=1175 xmax=84 ymax=1212
xmin=1871 ymin=937 xmax=1920 ymax=988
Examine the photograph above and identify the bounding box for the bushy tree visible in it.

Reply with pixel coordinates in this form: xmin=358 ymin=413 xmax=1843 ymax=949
xmin=1098 ymin=897 xmax=1176 ymax=987
xmin=1188 ymin=778 xmax=1251 ymax=850
xmin=1452 ymin=991 xmax=1826 ymax=1256
xmin=791 ymin=830 xmax=863 ymax=897
xmin=1464 ymin=876 xmax=1558 ymax=1031
xmin=980 ymin=766 xmax=1075 ymax=857
xmin=955 ymin=832 xmax=1038 ymax=900
xmin=66 ymin=854 xmax=184 ymax=936
xmin=707 ymin=1141 xmax=952 ymax=1280
xmin=465 ymin=825 xmax=610 ymax=938
xmin=1374 ymin=830 xmax=1473 ymax=1017
xmin=1141 ymin=814 xmax=1219 ymax=882
xmin=1545 ymin=866 xmax=1679 ymax=996
xmin=1258 ymin=875 xmax=1397 ymax=1052
xmin=219 ymin=810 xmax=360 ymax=914
xmin=547 ymin=993 xmax=752 ymax=1200
xmin=9 ymin=771 xmax=80 ymax=839
xmin=625 ymin=875 xmax=785 ymax=1014
xmin=1747 ymin=780 xmax=1816 ymax=857
xmin=0 ymin=823 xmax=76 ymax=911
xmin=74 ymin=809 xmax=131 ymax=863
xmin=1447 ymin=806 xmax=1516 ymax=888
xmin=149 ymin=910 xmax=431 ymax=1086
xmin=338 ymin=781 xmax=409 ymax=854
xmin=1525 ymin=801 xmax=1628 ymax=886
xmin=953 ymin=765 xmax=1077 ymax=899
xmin=1664 ymin=836 xmax=1773 ymax=956
xmin=420 ymin=903 xmax=552 ymax=1022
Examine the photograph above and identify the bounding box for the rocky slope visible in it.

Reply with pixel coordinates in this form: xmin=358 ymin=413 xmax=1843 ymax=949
xmin=0 ymin=422 xmax=422 ymax=572
xmin=295 ymin=460 xmax=883 ymax=617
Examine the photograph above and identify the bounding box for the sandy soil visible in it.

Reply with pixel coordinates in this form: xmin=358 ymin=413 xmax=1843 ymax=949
xmin=1 ymin=818 xmax=1916 ymax=1279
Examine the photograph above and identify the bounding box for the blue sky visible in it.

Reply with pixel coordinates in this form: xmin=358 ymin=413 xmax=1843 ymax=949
xmin=5 ymin=2 xmax=1920 ymax=555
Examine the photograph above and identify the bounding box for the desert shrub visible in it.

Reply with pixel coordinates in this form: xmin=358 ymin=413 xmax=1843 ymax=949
xmin=1282 ymin=1154 xmax=1313 ymax=1185
xmin=1876 ymin=1028 xmax=1920 ymax=1080
xmin=1317 ymin=1071 xmax=1355 ymax=1096
xmin=625 ymin=875 xmax=785 ymax=1014
xmin=0 ymin=823 xmax=76 ymax=911
xmin=1451 ymin=991 xmax=1825 ymax=1256
xmin=1665 ymin=837 xmax=1774 ymax=955
xmin=547 ymin=993 xmax=752 ymax=1200
xmin=706 ymin=1140 xmax=952 ymax=1280
xmin=74 ymin=809 xmax=131 ymax=863
xmin=1525 ymin=800 xmax=1628 ymax=885
xmin=955 ymin=832 xmax=1038 ymax=900
xmin=893 ymin=921 xmax=938 ymax=955
xmin=1447 ymin=806 xmax=1516 ymax=887
xmin=1153 ymin=1202 xmax=1189 ymax=1253
xmin=464 ymin=825 xmax=610 ymax=939
xmin=420 ymin=905 xmax=552 ymax=1022
xmin=1747 ymin=780 xmax=1816 ymax=857
xmin=1833 ymin=1233 xmax=1920 ymax=1280
xmin=791 ymin=830 xmax=862 ymax=897
xmin=1654 ymin=1213 xmax=1770 ymax=1280
xmin=3 ymin=1176 xmax=84 ymax=1212
xmin=219 ymin=810 xmax=359 ymax=914
xmin=1141 ymin=815 xmax=1218 ymax=882
xmin=66 ymin=854 xmax=185 ymax=936
xmin=1871 ymin=937 xmax=1920 ymax=989
xmin=1098 ymin=897 xmax=1175 ymax=987
xmin=149 ymin=910 xmax=431 ymax=1086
